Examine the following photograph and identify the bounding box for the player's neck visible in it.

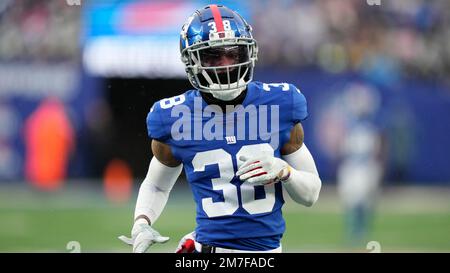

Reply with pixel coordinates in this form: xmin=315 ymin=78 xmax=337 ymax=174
xmin=200 ymin=88 xmax=248 ymax=113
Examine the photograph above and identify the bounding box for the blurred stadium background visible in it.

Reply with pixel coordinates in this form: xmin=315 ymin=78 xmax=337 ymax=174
xmin=0 ymin=0 xmax=449 ymax=252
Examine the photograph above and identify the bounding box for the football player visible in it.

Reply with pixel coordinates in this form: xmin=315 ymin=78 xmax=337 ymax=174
xmin=119 ymin=5 xmax=321 ymax=253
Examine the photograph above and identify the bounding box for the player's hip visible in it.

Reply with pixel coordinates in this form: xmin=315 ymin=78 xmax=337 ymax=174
xmin=194 ymin=241 xmax=282 ymax=253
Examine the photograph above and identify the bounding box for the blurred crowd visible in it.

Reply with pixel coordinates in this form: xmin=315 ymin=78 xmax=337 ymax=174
xmin=0 ymin=0 xmax=449 ymax=79
xmin=0 ymin=0 xmax=448 ymax=185
xmin=253 ymin=0 xmax=450 ymax=81
xmin=0 ymin=0 xmax=80 ymax=62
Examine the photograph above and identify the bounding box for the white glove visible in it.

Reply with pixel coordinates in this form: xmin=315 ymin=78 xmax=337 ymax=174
xmin=175 ymin=231 xmax=196 ymax=253
xmin=236 ymin=155 xmax=291 ymax=186
xmin=118 ymin=219 xmax=170 ymax=253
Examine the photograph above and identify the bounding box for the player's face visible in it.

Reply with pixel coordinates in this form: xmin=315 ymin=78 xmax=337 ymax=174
xmin=197 ymin=44 xmax=251 ymax=87
xmin=200 ymin=45 xmax=248 ymax=68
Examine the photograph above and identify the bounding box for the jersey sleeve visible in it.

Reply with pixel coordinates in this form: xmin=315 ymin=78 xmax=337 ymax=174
xmin=146 ymin=101 xmax=170 ymax=142
xmin=290 ymin=84 xmax=309 ymax=123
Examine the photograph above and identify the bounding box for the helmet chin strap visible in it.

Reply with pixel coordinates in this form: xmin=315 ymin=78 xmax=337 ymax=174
xmin=199 ymin=67 xmax=248 ymax=101
xmin=209 ymin=79 xmax=247 ymax=101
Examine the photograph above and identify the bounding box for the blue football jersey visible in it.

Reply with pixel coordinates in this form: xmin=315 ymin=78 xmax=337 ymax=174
xmin=146 ymin=81 xmax=308 ymax=251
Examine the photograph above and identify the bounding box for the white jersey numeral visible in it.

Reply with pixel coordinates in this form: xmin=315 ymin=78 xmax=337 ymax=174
xmin=237 ymin=144 xmax=276 ymax=214
xmin=160 ymin=94 xmax=186 ymax=109
xmin=192 ymin=149 xmax=238 ymax=217
xmin=262 ymin=83 xmax=290 ymax=91
xmin=192 ymin=144 xmax=276 ymax=218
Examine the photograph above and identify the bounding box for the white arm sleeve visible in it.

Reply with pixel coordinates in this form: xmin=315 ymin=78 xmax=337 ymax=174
xmin=281 ymin=144 xmax=322 ymax=207
xmin=134 ymin=156 xmax=183 ymax=225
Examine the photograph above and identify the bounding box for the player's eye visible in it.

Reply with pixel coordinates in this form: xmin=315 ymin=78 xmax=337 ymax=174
xmin=200 ymin=45 xmax=248 ymax=67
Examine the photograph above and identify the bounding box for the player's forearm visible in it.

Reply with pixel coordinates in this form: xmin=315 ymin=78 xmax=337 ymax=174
xmin=134 ymin=182 xmax=171 ymax=225
xmin=282 ymin=168 xmax=321 ymax=206
xmin=281 ymin=144 xmax=322 ymax=207
xmin=134 ymin=156 xmax=183 ymax=224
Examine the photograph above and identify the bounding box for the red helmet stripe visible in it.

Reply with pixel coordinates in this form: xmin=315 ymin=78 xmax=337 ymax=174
xmin=210 ymin=4 xmax=225 ymax=33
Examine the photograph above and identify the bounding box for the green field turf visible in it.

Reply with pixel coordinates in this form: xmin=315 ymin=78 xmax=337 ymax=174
xmin=0 ymin=184 xmax=449 ymax=253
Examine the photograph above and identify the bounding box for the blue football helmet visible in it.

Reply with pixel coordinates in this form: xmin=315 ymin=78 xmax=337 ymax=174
xmin=180 ymin=5 xmax=258 ymax=101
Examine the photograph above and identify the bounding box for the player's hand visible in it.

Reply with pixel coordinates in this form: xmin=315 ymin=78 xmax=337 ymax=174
xmin=236 ymin=155 xmax=291 ymax=186
xmin=118 ymin=219 xmax=170 ymax=253
xmin=175 ymin=231 xmax=196 ymax=253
